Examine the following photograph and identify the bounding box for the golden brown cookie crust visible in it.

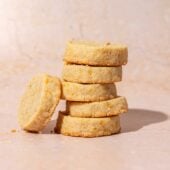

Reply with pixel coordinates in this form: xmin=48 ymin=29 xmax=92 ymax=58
xmin=64 ymin=41 xmax=128 ymax=66
xmin=62 ymin=64 xmax=122 ymax=84
xmin=55 ymin=111 xmax=121 ymax=137
xmin=18 ymin=74 xmax=61 ymax=132
xmin=61 ymin=81 xmax=117 ymax=102
xmin=66 ymin=96 xmax=128 ymax=118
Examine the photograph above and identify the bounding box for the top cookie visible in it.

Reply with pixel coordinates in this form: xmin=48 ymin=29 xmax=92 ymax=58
xmin=64 ymin=40 xmax=128 ymax=66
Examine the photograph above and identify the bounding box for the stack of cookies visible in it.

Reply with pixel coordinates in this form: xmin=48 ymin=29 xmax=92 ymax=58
xmin=55 ymin=41 xmax=128 ymax=137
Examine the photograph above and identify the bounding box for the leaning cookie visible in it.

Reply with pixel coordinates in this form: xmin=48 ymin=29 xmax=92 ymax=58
xmin=61 ymin=81 xmax=117 ymax=102
xmin=18 ymin=74 xmax=61 ymax=132
xmin=66 ymin=96 xmax=128 ymax=118
xmin=62 ymin=64 xmax=122 ymax=84
xmin=55 ymin=111 xmax=121 ymax=137
xmin=64 ymin=40 xmax=128 ymax=66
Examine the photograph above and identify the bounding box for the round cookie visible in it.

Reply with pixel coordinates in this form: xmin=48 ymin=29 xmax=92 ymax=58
xmin=66 ymin=96 xmax=128 ymax=118
xmin=61 ymin=81 xmax=117 ymax=102
xmin=55 ymin=111 xmax=121 ymax=137
xmin=62 ymin=64 xmax=122 ymax=84
xmin=64 ymin=40 xmax=128 ymax=66
xmin=18 ymin=74 xmax=61 ymax=132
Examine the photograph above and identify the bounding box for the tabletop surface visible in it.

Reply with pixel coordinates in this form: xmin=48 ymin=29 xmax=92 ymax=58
xmin=1 ymin=81 xmax=169 ymax=170
xmin=0 ymin=1 xmax=170 ymax=170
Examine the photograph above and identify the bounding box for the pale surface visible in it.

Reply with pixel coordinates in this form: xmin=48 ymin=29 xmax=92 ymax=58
xmin=0 ymin=0 xmax=170 ymax=170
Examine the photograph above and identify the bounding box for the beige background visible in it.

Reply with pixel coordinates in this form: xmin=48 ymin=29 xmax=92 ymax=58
xmin=0 ymin=0 xmax=170 ymax=170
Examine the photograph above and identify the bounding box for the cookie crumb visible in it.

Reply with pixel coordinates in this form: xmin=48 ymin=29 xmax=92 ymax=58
xmin=11 ymin=129 xmax=16 ymax=133
xmin=106 ymin=42 xmax=111 ymax=45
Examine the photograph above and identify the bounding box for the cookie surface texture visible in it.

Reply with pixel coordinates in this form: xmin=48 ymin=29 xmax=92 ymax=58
xmin=55 ymin=112 xmax=120 ymax=137
xmin=61 ymin=81 xmax=117 ymax=102
xmin=18 ymin=74 xmax=61 ymax=132
xmin=62 ymin=64 xmax=122 ymax=84
xmin=64 ymin=41 xmax=128 ymax=66
xmin=66 ymin=96 xmax=128 ymax=118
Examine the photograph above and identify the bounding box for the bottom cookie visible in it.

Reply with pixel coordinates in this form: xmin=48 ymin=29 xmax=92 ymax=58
xmin=55 ymin=112 xmax=121 ymax=137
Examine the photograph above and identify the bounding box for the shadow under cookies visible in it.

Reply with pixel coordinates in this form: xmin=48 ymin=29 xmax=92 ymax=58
xmin=41 ymin=120 xmax=56 ymax=134
xmin=42 ymin=108 xmax=168 ymax=134
xmin=121 ymin=108 xmax=168 ymax=133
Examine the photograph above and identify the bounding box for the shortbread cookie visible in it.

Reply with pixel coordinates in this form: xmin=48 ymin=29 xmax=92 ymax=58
xmin=66 ymin=96 xmax=128 ymax=118
xmin=61 ymin=81 xmax=117 ymax=101
xmin=62 ymin=64 xmax=122 ymax=83
xmin=18 ymin=74 xmax=61 ymax=132
xmin=64 ymin=41 xmax=128 ymax=66
xmin=55 ymin=112 xmax=120 ymax=137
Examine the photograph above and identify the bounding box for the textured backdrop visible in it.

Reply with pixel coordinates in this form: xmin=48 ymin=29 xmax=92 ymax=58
xmin=0 ymin=1 xmax=170 ymax=170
